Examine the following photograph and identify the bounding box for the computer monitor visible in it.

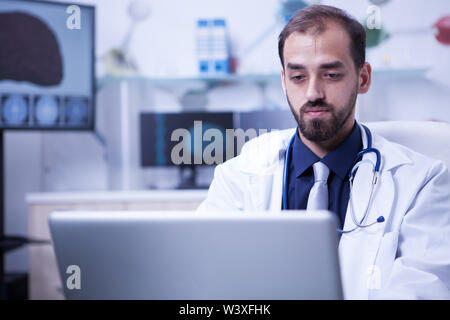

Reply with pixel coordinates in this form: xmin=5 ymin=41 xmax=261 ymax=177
xmin=140 ymin=112 xmax=234 ymax=188
xmin=237 ymin=109 xmax=297 ymax=132
xmin=232 ymin=109 xmax=297 ymax=154
xmin=0 ymin=0 xmax=95 ymax=130
xmin=140 ymin=110 xmax=295 ymax=188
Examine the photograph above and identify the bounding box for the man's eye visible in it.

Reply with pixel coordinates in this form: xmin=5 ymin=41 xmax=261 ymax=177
xmin=326 ymin=73 xmax=340 ymax=79
xmin=291 ymin=75 xmax=305 ymax=81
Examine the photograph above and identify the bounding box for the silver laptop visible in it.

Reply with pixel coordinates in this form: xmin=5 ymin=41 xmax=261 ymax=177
xmin=49 ymin=210 xmax=343 ymax=300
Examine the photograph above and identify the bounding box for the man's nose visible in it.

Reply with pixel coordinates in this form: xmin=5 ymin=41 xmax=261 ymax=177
xmin=305 ymin=77 xmax=325 ymax=102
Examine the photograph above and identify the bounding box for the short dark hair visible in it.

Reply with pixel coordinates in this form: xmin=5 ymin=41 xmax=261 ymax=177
xmin=278 ymin=5 xmax=366 ymax=70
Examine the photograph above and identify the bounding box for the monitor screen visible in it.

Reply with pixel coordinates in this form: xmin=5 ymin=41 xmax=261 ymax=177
xmin=237 ymin=109 xmax=297 ymax=132
xmin=0 ymin=0 xmax=95 ymax=130
xmin=233 ymin=109 xmax=296 ymax=154
xmin=140 ymin=112 xmax=235 ymax=167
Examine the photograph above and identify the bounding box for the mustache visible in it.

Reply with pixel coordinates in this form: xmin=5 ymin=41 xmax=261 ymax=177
xmin=301 ymin=99 xmax=334 ymax=113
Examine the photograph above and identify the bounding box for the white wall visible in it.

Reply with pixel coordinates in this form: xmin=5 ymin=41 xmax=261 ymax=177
xmin=326 ymin=0 xmax=450 ymax=123
xmin=5 ymin=0 xmax=450 ymax=272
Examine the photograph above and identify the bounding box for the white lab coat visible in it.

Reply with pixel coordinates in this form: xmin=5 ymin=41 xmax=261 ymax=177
xmin=197 ymin=123 xmax=450 ymax=299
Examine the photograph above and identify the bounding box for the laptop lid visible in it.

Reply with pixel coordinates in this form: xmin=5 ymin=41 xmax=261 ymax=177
xmin=49 ymin=210 xmax=343 ymax=300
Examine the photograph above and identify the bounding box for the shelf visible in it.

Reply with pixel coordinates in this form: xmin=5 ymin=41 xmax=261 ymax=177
xmin=96 ymin=68 xmax=429 ymax=89
xmin=372 ymin=67 xmax=429 ymax=79
xmin=96 ymin=73 xmax=281 ymax=90
xmin=26 ymin=190 xmax=209 ymax=205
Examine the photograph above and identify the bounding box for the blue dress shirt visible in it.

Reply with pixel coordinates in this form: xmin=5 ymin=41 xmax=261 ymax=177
xmin=286 ymin=122 xmax=362 ymax=228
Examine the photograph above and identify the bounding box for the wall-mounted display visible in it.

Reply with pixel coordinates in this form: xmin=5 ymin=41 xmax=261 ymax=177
xmin=0 ymin=0 xmax=95 ymax=130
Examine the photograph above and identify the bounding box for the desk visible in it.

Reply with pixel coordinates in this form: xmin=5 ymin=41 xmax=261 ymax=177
xmin=26 ymin=190 xmax=207 ymax=300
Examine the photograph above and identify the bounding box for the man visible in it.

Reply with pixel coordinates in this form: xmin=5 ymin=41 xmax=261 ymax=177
xmin=197 ymin=5 xmax=450 ymax=299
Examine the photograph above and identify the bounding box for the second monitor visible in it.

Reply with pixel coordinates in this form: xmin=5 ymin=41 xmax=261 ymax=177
xmin=140 ymin=112 xmax=235 ymax=167
xmin=139 ymin=110 xmax=296 ymax=188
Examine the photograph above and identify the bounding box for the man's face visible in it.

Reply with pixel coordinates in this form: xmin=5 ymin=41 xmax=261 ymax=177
xmin=281 ymin=22 xmax=361 ymax=142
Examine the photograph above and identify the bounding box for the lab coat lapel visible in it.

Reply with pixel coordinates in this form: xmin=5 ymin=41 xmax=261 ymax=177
xmin=269 ymin=158 xmax=284 ymax=210
xmin=245 ymin=129 xmax=293 ymax=211
xmin=248 ymin=171 xmax=275 ymax=210
xmin=247 ymin=155 xmax=285 ymax=211
xmin=339 ymin=124 xmax=396 ymax=299
xmin=241 ymin=128 xmax=296 ymax=211
xmin=341 ymin=153 xmax=395 ymax=234
xmin=339 ymin=168 xmax=395 ymax=299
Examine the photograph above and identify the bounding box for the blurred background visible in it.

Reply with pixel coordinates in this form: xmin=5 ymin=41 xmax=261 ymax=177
xmin=0 ymin=0 xmax=449 ymax=299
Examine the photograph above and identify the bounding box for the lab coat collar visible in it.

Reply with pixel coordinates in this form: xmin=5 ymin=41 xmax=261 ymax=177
xmin=237 ymin=128 xmax=296 ymax=175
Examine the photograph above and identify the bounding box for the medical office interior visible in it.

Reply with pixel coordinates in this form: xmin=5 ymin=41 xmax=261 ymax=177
xmin=1 ymin=0 xmax=450 ymax=300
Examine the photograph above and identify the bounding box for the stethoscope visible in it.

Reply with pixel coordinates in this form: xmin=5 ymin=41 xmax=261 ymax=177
xmin=282 ymin=124 xmax=385 ymax=234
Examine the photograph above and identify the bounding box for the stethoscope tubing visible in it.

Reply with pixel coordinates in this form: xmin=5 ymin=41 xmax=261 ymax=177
xmin=282 ymin=124 xmax=384 ymax=233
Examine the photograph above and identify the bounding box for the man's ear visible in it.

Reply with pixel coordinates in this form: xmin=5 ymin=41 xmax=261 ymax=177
xmin=281 ymin=68 xmax=287 ymax=96
xmin=358 ymin=62 xmax=372 ymax=94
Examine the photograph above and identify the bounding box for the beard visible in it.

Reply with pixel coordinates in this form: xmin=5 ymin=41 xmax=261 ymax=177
xmin=287 ymin=87 xmax=358 ymax=143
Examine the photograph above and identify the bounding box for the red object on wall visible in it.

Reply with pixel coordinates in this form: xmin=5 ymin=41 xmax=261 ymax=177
xmin=434 ymin=15 xmax=450 ymax=45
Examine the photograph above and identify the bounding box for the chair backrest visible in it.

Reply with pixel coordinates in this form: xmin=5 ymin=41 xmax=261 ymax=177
xmin=365 ymin=121 xmax=450 ymax=169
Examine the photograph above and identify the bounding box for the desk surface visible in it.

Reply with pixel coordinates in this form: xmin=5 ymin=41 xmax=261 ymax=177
xmin=25 ymin=189 xmax=209 ymax=204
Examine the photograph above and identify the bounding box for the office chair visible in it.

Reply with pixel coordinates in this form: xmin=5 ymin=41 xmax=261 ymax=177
xmin=366 ymin=120 xmax=450 ymax=169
